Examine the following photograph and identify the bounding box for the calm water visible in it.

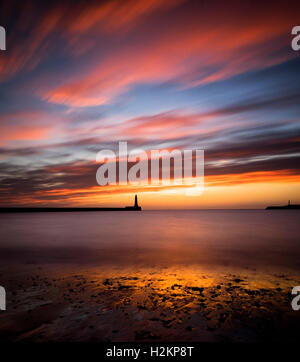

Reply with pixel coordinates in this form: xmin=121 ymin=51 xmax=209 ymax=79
xmin=0 ymin=210 xmax=299 ymax=270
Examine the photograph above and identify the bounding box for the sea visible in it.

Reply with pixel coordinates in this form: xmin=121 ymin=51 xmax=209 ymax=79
xmin=0 ymin=210 xmax=299 ymax=272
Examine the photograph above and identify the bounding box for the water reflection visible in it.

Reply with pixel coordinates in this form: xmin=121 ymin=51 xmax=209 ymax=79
xmin=0 ymin=210 xmax=299 ymax=271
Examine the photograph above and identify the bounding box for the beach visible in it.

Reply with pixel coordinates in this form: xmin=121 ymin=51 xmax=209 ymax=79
xmin=0 ymin=210 xmax=299 ymax=342
xmin=0 ymin=264 xmax=299 ymax=342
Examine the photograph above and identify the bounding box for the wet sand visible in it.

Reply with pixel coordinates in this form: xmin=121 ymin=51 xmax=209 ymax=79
xmin=0 ymin=263 xmax=299 ymax=342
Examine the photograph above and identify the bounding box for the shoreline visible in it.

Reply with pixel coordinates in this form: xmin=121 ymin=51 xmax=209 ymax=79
xmin=0 ymin=263 xmax=299 ymax=342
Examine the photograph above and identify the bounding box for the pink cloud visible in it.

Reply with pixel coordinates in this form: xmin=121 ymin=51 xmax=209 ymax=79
xmin=42 ymin=2 xmax=299 ymax=107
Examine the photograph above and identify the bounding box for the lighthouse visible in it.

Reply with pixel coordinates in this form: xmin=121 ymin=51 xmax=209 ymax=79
xmin=125 ymin=195 xmax=142 ymax=211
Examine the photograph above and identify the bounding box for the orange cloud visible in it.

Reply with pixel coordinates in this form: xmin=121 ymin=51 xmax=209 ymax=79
xmin=43 ymin=2 xmax=299 ymax=107
xmin=1 ymin=162 xmax=299 ymax=207
xmin=0 ymin=110 xmax=58 ymax=145
xmin=0 ymin=125 xmax=52 ymax=145
xmin=0 ymin=0 xmax=183 ymax=80
xmin=3 ymin=2 xmax=297 ymax=103
xmin=205 ymin=170 xmax=300 ymax=187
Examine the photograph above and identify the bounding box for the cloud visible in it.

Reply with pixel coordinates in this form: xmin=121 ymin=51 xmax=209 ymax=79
xmin=41 ymin=1 xmax=299 ymax=107
xmin=0 ymin=3 xmax=64 ymax=80
xmin=1 ymin=130 xmax=299 ymax=206
xmin=65 ymin=0 xmax=183 ymax=35
xmin=0 ymin=110 xmax=58 ymax=145
xmin=3 ymin=1 xmax=296 ymax=105
xmin=0 ymin=0 xmax=183 ymax=80
xmin=1 ymin=1 xmax=300 ymax=206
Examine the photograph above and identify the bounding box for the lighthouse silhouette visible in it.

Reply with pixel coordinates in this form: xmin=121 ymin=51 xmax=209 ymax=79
xmin=125 ymin=195 xmax=141 ymax=211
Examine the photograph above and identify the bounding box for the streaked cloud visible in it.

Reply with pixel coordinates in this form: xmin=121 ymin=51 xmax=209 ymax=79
xmin=0 ymin=0 xmax=299 ymax=207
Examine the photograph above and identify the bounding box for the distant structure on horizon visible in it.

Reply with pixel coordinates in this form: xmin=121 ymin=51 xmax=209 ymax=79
xmin=125 ymin=194 xmax=142 ymax=211
xmin=266 ymin=200 xmax=300 ymax=210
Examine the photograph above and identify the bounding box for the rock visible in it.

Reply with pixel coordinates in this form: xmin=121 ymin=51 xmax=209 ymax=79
xmin=135 ymin=330 xmax=160 ymax=340
xmin=118 ymin=285 xmax=131 ymax=290
xmin=171 ymin=284 xmax=182 ymax=290
xmin=103 ymin=279 xmax=113 ymax=285
xmin=187 ymin=286 xmax=204 ymax=293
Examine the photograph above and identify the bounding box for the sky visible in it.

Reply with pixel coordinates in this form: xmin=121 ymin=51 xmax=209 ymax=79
xmin=0 ymin=0 xmax=299 ymax=208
